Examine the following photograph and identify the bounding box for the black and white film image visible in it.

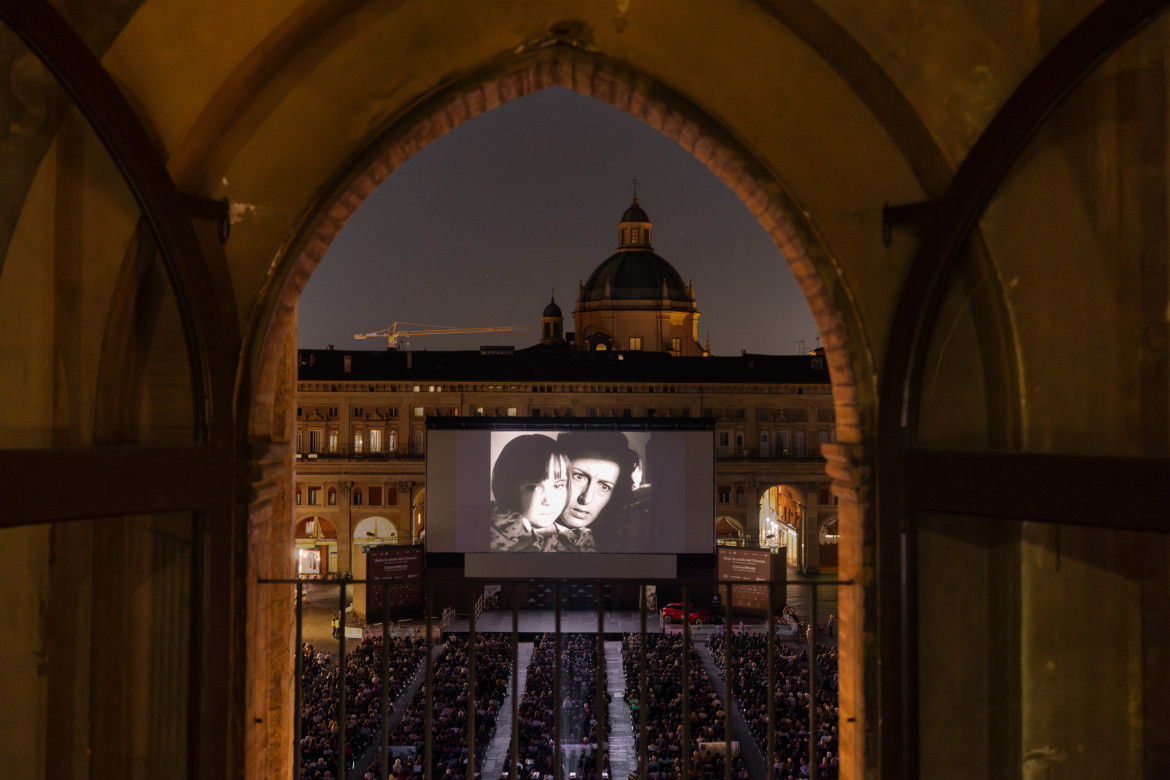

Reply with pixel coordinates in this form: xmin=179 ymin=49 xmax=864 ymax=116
xmin=487 ymin=430 xmax=654 ymax=553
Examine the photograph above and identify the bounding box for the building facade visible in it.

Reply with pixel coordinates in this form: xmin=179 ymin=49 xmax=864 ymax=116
xmin=294 ymin=347 xmax=837 ymax=575
xmin=294 ymin=197 xmax=836 ymax=575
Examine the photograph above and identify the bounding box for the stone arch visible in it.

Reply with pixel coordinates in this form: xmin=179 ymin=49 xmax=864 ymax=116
xmin=295 ymin=516 xmax=336 ymax=539
xmin=239 ymin=54 xmax=876 ymax=779
xmin=249 ymin=49 xmax=868 ymax=453
xmin=351 ymin=515 xmax=398 ymax=543
xmin=715 ymin=515 xmax=744 ymax=544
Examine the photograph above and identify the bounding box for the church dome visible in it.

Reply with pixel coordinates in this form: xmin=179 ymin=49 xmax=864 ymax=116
xmin=622 ymin=201 xmax=650 ymax=223
xmin=580 ymin=250 xmax=691 ymax=302
xmin=543 ymin=297 xmax=562 ymax=317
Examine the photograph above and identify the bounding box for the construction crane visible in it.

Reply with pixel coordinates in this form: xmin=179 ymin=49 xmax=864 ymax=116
xmin=353 ymin=321 xmax=533 ymax=349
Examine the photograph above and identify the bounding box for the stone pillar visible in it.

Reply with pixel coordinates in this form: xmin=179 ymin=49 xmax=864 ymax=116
xmin=337 ymin=481 xmax=353 ymax=573
xmin=744 ymin=481 xmax=761 ymax=547
xmin=822 ymin=442 xmax=877 ymax=780
xmin=801 ymin=482 xmax=820 ymax=573
xmin=398 ymin=481 xmax=415 ymax=543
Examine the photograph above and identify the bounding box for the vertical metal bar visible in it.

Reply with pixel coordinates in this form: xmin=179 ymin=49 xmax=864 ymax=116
xmin=187 ymin=511 xmax=206 ymax=780
xmin=723 ymin=582 xmax=733 ymax=780
xmin=681 ymin=584 xmax=690 ymax=780
xmin=639 ymin=584 xmax=648 ymax=780
xmin=511 ymin=585 xmax=520 ymax=780
xmin=380 ymin=583 xmax=390 ymax=780
xmin=468 ymin=586 xmax=478 ymax=776
xmin=808 ymin=584 xmax=818 ymax=780
xmin=338 ymin=581 xmax=348 ymax=780
xmin=596 ymin=582 xmax=606 ymax=780
xmin=554 ymin=583 xmax=562 ymax=780
xmin=766 ymin=580 xmax=776 ymax=776
xmin=295 ymin=581 xmax=304 ymax=766
xmin=425 ymin=584 xmax=433 ymax=777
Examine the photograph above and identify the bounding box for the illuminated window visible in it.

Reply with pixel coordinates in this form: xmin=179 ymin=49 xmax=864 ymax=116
xmin=328 ymin=431 xmax=338 ymax=452
xmin=369 ymin=429 xmax=382 ymax=452
xmin=308 ymin=487 xmax=320 ymax=505
xmin=507 ymin=408 xmax=518 ymax=417
xmin=629 ymin=337 xmax=642 ymax=351
xmin=413 ymin=407 xmax=424 ymax=417
xmin=388 ymin=430 xmax=397 ymax=453
xmin=353 ymin=432 xmax=363 ymax=454
xmin=671 ymin=337 xmax=681 ymax=354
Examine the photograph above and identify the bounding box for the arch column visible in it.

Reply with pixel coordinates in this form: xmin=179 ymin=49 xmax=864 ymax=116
xmin=801 ymin=481 xmax=820 ymax=573
xmin=398 ymin=481 xmax=415 ymax=543
xmin=337 ymin=481 xmax=353 ymax=573
xmin=744 ymin=481 xmax=760 ymax=547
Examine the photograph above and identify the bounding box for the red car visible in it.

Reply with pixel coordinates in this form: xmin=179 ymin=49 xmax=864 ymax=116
xmin=660 ymin=603 xmax=719 ymax=625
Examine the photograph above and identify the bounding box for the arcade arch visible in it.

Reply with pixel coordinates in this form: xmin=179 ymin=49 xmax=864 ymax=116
xmin=351 ymin=515 xmax=398 ymax=545
xmin=294 ymin=516 xmax=337 ymax=576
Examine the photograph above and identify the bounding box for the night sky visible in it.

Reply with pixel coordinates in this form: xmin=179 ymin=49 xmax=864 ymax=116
xmin=297 ymin=87 xmax=819 ymax=355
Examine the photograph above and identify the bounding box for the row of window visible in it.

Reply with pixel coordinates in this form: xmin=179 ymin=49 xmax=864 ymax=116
xmin=718 ymin=428 xmax=836 ymax=458
xmin=296 ymin=429 xmax=424 ymax=455
xmin=298 ymin=382 xmax=830 ymax=395
xmin=295 ymin=485 xmax=400 ymax=506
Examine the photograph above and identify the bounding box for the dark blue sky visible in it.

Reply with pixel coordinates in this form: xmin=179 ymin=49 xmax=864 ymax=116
xmin=297 ymin=87 xmax=819 ymax=355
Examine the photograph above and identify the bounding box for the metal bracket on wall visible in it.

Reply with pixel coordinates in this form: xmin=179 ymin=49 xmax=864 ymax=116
xmin=180 ymin=192 xmax=231 ymax=244
xmin=881 ymin=200 xmax=938 ymax=247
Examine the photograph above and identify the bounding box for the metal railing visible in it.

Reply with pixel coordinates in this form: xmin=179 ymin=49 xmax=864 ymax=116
xmin=259 ymin=575 xmax=850 ymax=780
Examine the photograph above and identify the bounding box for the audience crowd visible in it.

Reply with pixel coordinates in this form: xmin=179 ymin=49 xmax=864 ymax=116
xmin=502 ymin=633 xmax=611 ymax=780
xmin=621 ymin=634 xmax=748 ymax=780
xmin=706 ymin=633 xmax=839 ymax=780
xmin=298 ymin=636 xmax=426 ymax=780
xmin=386 ymin=634 xmax=513 ymax=779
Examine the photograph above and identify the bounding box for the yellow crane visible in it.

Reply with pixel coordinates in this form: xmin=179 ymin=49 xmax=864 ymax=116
xmin=353 ymin=321 xmax=533 ymax=349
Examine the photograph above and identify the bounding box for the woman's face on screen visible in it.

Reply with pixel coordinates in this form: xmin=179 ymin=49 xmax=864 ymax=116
xmin=520 ymin=456 xmax=569 ymax=528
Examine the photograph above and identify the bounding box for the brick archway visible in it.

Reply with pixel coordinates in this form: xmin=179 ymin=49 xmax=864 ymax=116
xmin=245 ymin=46 xmax=875 ymax=780
xmin=252 ymin=48 xmax=867 ymax=448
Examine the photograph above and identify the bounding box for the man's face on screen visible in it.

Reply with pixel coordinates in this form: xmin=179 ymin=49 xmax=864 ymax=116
xmin=561 ymin=458 xmax=621 ymax=529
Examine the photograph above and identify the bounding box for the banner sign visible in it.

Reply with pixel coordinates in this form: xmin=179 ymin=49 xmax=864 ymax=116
xmin=717 ymin=547 xmax=775 ymax=611
xmin=366 ymin=545 xmax=424 ymax=614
